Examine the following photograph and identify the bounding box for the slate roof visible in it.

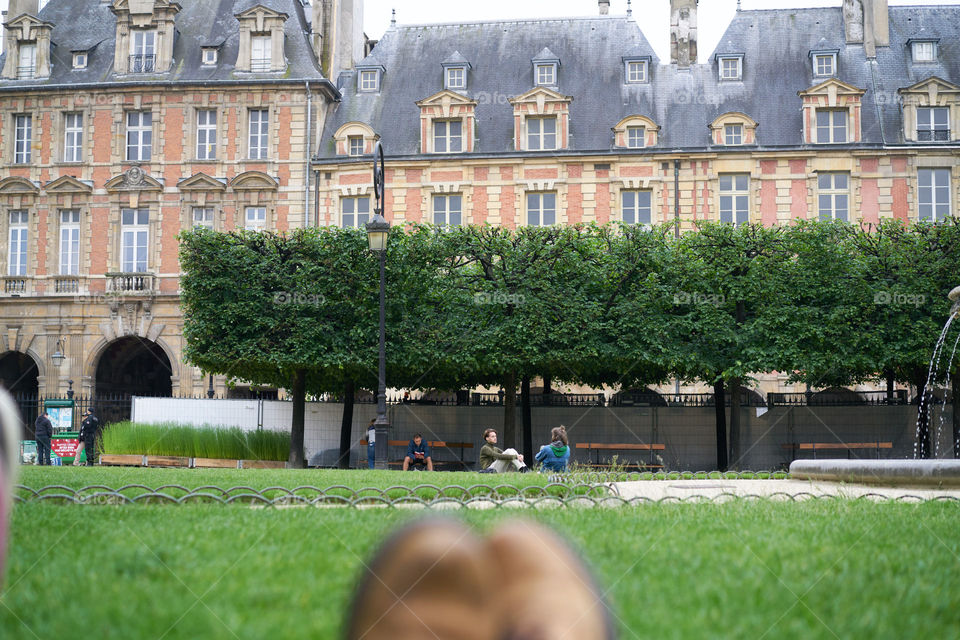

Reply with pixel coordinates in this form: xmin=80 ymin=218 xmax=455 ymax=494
xmin=318 ymin=6 xmax=960 ymax=161
xmin=0 ymin=0 xmax=329 ymax=90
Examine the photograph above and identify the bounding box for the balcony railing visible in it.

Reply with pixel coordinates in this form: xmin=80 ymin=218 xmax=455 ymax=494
xmin=129 ymin=54 xmax=156 ymax=73
xmin=16 ymin=66 xmax=35 ymax=80
xmin=106 ymin=272 xmax=155 ymax=294
xmin=52 ymin=276 xmax=80 ymax=294
xmin=250 ymin=58 xmax=271 ymax=72
xmin=917 ymin=129 xmax=950 ymax=142
xmin=2 ymin=277 xmax=27 ymax=294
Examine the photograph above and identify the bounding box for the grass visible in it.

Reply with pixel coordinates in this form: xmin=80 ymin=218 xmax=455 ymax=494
xmin=100 ymin=422 xmax=290 ymax=461
xmin=3 ymin=500 xmax=959 ymax=639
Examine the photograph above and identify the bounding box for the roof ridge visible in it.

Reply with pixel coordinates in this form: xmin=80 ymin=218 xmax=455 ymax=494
xmin=390 ymin=15 xmax=631 ymax=29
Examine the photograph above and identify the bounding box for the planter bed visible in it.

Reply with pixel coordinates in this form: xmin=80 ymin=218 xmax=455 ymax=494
xmin=100 ymin=454 xmax=285 ymax=469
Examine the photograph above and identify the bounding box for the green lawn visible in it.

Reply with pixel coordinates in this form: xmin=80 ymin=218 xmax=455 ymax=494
xmin=3 ymin=498 xmax=959 ymax=639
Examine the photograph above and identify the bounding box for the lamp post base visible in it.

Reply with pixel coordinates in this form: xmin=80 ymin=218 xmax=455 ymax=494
xmin=374 ymin=420 xmax=390 ymax=470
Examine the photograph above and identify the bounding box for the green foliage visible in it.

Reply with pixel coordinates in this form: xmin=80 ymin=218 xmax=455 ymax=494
xmin=100 ymin=422 xmax=290 ymax=461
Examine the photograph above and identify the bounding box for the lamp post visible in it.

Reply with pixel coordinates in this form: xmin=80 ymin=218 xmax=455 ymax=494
xmin=366 ymin=140 xmax=391 ymax=469
xmin=51 ymin=338 xmax=66 ymax=369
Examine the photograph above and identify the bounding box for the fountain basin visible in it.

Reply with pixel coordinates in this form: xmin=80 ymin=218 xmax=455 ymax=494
xmin=791 ymin=459 xmax=960 ymax=487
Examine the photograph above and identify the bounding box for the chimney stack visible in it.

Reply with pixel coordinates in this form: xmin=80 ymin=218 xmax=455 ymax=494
xmin=844 ymin=0 xmax=889 ymax=57
xmin=670 ymin=0 xmax=698 ymax=68
xmin=7 ymin=0 xmax=39 ymax=18
xmin=599 ymin=0 xmax=610 ymax=15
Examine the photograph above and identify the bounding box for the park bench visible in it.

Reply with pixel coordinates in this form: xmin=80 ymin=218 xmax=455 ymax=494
xmin=359 ymin=439 xmax=475 ymax=470
xmin=782 ymin=441 xmax=893 ymax=461
xmin=574 ymin=442 xmax=665 ymax=470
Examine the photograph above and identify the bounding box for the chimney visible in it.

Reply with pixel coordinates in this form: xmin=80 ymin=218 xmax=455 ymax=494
xmin=670 ymin=0 xmax=698 ymax=68
xmin=843 ymin=0 xmax=864 ymax=44
xmin=7 ymin=0 xmax=39 ymax=18
xmin=599 ymin=0 xmax=610 ymax=15
xmin=863 ymin=0 xmax=889 ymax=58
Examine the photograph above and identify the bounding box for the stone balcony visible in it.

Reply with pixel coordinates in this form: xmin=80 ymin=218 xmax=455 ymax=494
xmin=106 ymin=272 xmax=156 ymax=296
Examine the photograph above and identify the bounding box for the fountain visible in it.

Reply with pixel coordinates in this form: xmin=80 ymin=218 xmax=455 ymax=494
xmin=791 ymin=287 xmax=960 ymax=487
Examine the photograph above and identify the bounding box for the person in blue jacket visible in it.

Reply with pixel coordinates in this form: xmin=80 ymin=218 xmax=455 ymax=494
xmin=402 ymin=433 xmax=433 ymax=471
xmin=535 ymin=426 xmax=570 ymax=472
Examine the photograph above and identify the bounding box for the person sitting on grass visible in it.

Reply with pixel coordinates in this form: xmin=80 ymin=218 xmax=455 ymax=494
xmin=478 ymin=428 xmax=529 ymax=473
xmin=535 ymin=425 xmax=570 ymax=472
xmin=402 ymin=433 xmax=433 ymax=471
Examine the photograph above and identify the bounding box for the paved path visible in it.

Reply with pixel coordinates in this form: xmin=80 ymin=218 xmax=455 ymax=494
xmin=609 ymin=479 xmax=960 ymax=501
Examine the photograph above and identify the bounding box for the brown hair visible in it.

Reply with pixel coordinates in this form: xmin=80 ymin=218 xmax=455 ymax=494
xmin=551 ymin=426 xmax=568 ymax=446
xmin=483 ymin=428 xmax=497 ymax=440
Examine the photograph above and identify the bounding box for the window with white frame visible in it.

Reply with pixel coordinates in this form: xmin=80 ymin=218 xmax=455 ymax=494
xmin=433 ymin=120 xmax=463 ymax=153
xmin=719 ymin=174 xmax=750 ymax=225
xmin=719 ymin=57 xmax=742 ymax=81
xmin=814 ymin=54 xmax=836 ymax=77
xmin=251 ymin=35 xmax=271 ymax=72
xmin=626 ymin=126 xmax=645 ymax=149
xmin=527 ymin=192 xmax=556 ymax=226
xmin=126 ymin=111 xmax=152 ymax=161
xmin=918 ymin=168 xmax=951 ymax=222
xmin=724 ymin=124 xmax=743 ymax=145
xmin=359 ymin=70 xmax=378 ymax=92
xmin=536 ymin=64 xmax=556 ymax=86
xmin=917 ymin=107 xmax=949 ymax=142
xmin=527 ymin=117 xmax=557 ymax=151
xmin=621 ymin=190 xmax=652 ymax=226
xmin=818 ymin=173 xmax=849 ymax=222
xmin=433 ymin=194 xmax=462 ymax=226
xmin=340 ymin=196 xmax=370 ymax=228
xmin=197 ymin=110 xmax=217 ymax=160
xmin=14 ymin=114 xmax=32 ymax=164
xmin=129 ymin=30 xmax=156 ymax=73
xmin=120 ymin=208 xmax=149 ymax=273
xmin=72 ymin=52 xmax=87 ymax=69
xmin=348 ymin=135 xmax=364 ymax=156
xmin=445 ymin=67 xmax=465 ymax=90
xmin=17 ymin=43 xmax=36 ymax=79
xmin=192 ymin=207 xmax=214 ymax=229
xmin=245 ymin=207 xmax=266 ymax=231
xmin=248 ymin=109 xmax=269 ymax=159
xmin=912 ymin=41 xmax=937 ymax=63
xmin=626 ymin=60 xmax=647 ymax=83
xmin=202 ymin=48 xmax=218 ymax=65
xmin=816 ymin=109 xmax=847 ymax=143
xmin=7 ymin=210 xmax=28 ymax=276
xmin=59 ymin=210 xmax=80 ymax=275
xmin=63 ymin=113 xmax=83 ymax=162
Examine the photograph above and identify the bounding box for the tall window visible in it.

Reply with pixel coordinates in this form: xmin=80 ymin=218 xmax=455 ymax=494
xmin=446 ymin=67 xmax=465 ymax=89
xmin=59 ymin=210 xmax=80 ymax=275
xmin=341 ymin=196 xmax=370 ymax=228
xmin=130 ymin=30 xmax=156 ymax=72
xmin=627 ymin=126 xmax=645 ymax=149
xmin=720 ymin=57 xmax=742 ymax=81
xmin=120 ymin=209 xmax=149 ymax=272
xmin=917 ymin=107 xmax=949 ymax=142
xmin=17 ymin=43 xmax=36 ymax=79
xmin=245 ymin=207 xmax=266 ymax=231
xmin=126 ymin=111 xmax=152 ymax=161
xmin=527 ymin=192 xmax=556 ymax=226
xmin=626 ymin=61 xmax=647 ymax=83
xmin=816 ymin=109 xmax=847 ymax=143
xmin=621 ymin=190 xmax=652 ymax=226
xmin=63 ymin=113 xmax=83 ymax=162
xmin=14 ymin=115 xmax=32 ymax=164
xmin=7 ymin=211 xmax=28 ymax=276
xmin=433 ymin=194 xmax=462 ymax=226
xmin=433 ymin=120 xmax=462 ymax=153
xmin=527 ymin=117 xmax=557 ymax=151
xmin=818 ymin=173 xmax=849 ymax=222
xmin=536 ymin=64 xmax=556 ymax=86
xmin=192 ymin=207 xmax=214 ymax=229
xmin=197 ymin=110 xmax=217 ymax=160
xmin=719 ymin=174 xmax=749 ymax=225
xmin=251 ymin=36 xmax=271 ymax=72
xmin=724 ymin=124 xmax=743 ymax=145
xmin=919 ymin=169 xmax=951 ymax=222
xmin=249 ymin=109 xmax=269 ymax=159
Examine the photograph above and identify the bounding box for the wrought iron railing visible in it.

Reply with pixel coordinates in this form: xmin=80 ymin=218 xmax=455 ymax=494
xmin=16 ymin=65 xmax=35 ymax=80
xmin=129 ymin=54 xmax=156 ymax=73
xmin=917 ymin=129 xmax=950 ymax=142
xmin=768 ymin=390 xmax=909 ymax=406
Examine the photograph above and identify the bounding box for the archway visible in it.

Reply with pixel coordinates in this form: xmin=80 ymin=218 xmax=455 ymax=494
xmin=0 ymin=351 xmax=40 ymax=435
xmin=94 ymin=337 xmax=173 ymax=423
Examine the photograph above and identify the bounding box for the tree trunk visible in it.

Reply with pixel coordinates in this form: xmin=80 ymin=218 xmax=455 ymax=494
xmin=337 ymin=379 xmax=355 ymax=469
xmin=521 ymin=375 xmax=533 ymax=463
xmin=729 ymin=378 xmax=742 ymax=470
xmin=288 ymin=368 xmax=306 ymax=468
xmin=503 ymin=371 xmax=517 ymax=448
xmin=713 ymin=379 xmax=728 ymax=471
xmin=885 ymin=369 xmax=895 ymax=403
xmin=916 ymin=377 xmax=932 ymax=459
xmin=952 ymin=366 xmax=959 ymax=458
xmin=543 ymin=374 xmax=552 ymax=395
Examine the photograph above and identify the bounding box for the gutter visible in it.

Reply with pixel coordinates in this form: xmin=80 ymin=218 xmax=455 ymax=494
xmin=0 ymin=77 xmax=341 ymax=100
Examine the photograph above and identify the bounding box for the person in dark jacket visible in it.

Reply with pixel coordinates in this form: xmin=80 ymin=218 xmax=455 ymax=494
xmin=34 ymin=412 xmax=53 ymax=465
xmin=78 ymin=409 xmax=100 ymax=467
xmin=535 ymin=425 xmax=571 ymax=472
xmin=402 ymin=433 xmax=433 ymax=471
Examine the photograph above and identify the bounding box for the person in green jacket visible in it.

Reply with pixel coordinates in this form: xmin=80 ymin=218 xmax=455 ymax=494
xmin=478 ymin=428 xmax=528 ymax=473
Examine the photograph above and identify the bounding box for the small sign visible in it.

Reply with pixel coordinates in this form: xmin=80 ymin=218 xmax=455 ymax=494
xmin=51 ymin=437 xmax=80 ymax=460
xmin=48 ymin=406 xmax=73 ymax=434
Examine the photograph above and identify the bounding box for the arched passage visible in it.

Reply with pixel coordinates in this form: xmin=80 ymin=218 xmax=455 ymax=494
xmin=0 ymin=351 xmax=40 ymax=435
xmin=94 ymin=337 xmax=173 ymax=422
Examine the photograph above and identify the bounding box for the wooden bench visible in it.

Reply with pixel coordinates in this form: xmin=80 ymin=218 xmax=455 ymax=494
xmin=359 ymin=439 xmax=475 ymax=470
xmin=782 ymin=441 xmax=893 ymax=460
xmin=575 ymin=442 xmax=666 ymax=470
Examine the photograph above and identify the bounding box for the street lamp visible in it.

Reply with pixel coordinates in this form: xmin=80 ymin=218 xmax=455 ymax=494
xmin=366 ymin=140 xmax=391 ymax=470
xmin=51 ymin=338 xmax=66 ymax=368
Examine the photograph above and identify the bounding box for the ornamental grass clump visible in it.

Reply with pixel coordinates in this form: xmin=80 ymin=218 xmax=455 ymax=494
xmin=100 ymin=422 xmax=290 ymax=461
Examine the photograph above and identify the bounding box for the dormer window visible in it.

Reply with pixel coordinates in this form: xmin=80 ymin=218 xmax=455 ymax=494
xmin=251 ymin=36 xmax=271 ymax=72
xmin=626 ymin=60 xmax=647 ymax=83
xmin=445 ymin=67 xmax=466 ymax=90
xmin=536 ymin=64 xmax=556 ymax=86
xmin=233 ymin=5 xmax=288 ymax=73
xmin=613 ymin=115 xmax=660 ymax=149
xmin=911 ymin=40 xmax=938 ymax=63
xmin=532 ymin=47 xmax=560 ymax=87
xmin=16 ymin=43 xmax=36 ymax=79
xmin=725 ymin=124 xmax=743 ymax=145
xmin=810 ymin=51 xmax=838 ymax=77
xmin=917 ymin=107 xmax=949 ymax=142
xmin=201 ymin=48 xmax=218 ymax=66
xmin=348 ymin=135 xmax=364 ymax=156
xmin=626 ymin=126 xmax=645 ymax=148
xmin=72 ymin=52 xmax=88 ymax=69
xmin=2 ymin=14 xmax=54 ymax=80
xmin=129 ymin=30 xmax=157 ymax=73
xmin=718 ymin=55 xmax=743 ymax=81
xmin=709 ymin=112 xmax=759 ymax=146
xmin=358 ymin=68 xmax=382 ymax=92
